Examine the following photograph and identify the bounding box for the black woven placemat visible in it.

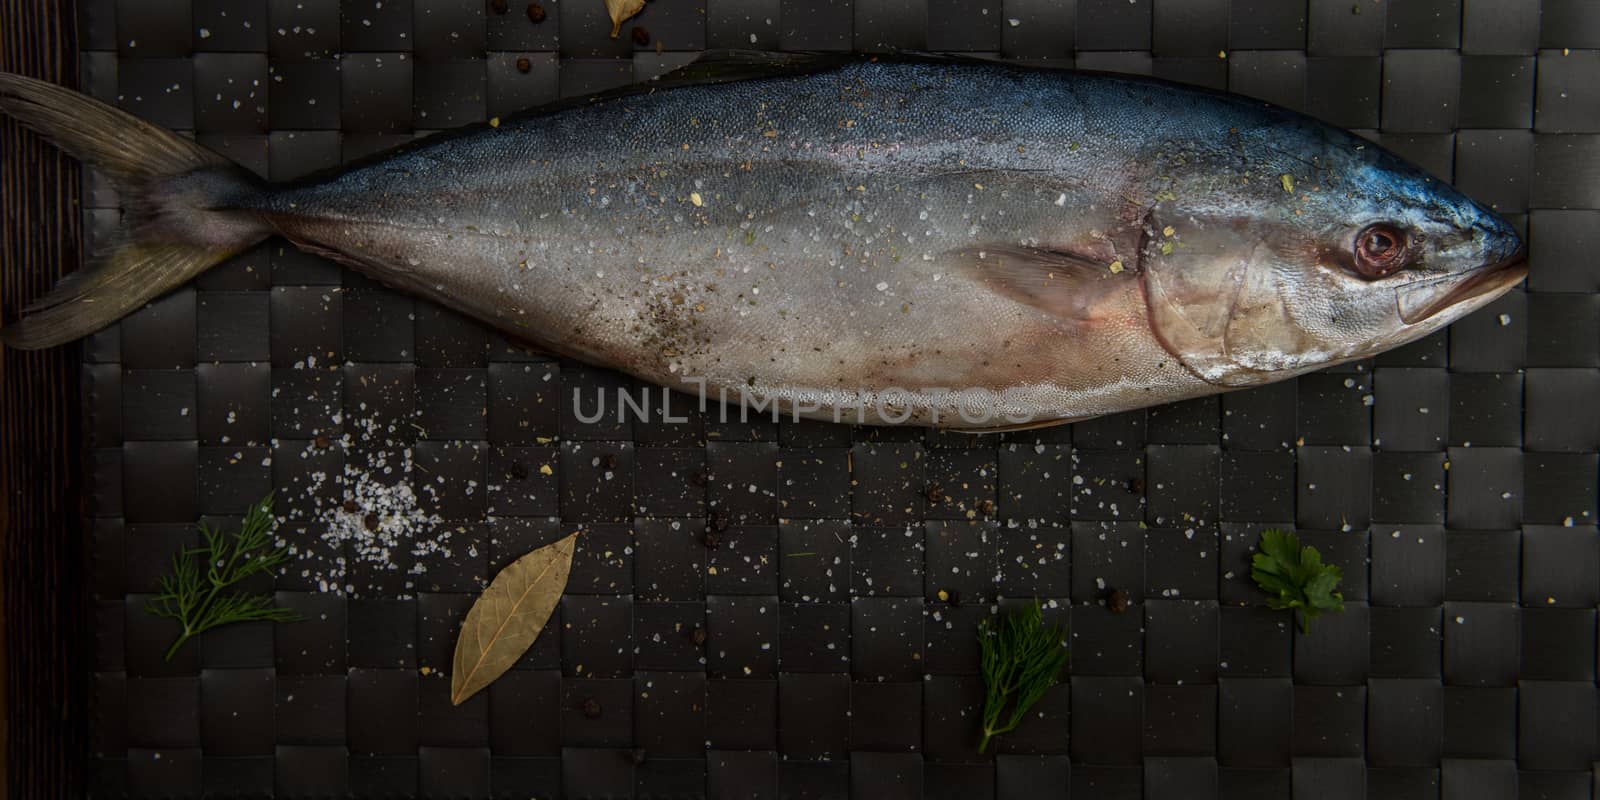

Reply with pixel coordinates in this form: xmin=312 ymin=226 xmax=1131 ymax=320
xmin=77 ymin=0 xmax=1599 ymax=797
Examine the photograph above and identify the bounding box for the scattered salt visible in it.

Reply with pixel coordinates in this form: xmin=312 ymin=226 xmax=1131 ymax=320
xmin=276 ymin=412 xmax=451 ymax=598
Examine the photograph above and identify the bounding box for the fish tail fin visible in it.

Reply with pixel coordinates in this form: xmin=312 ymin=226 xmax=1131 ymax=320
xmin=0 ymin=71 xmax=272 ymax=349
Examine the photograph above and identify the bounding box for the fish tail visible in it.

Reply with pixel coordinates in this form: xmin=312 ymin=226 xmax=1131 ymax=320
xmin=0 ymin=72 xmax=272 ymax=349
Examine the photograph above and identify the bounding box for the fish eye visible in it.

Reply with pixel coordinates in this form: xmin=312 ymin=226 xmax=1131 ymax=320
xmin=1352 ymin=223 xmax=1411 ymax=278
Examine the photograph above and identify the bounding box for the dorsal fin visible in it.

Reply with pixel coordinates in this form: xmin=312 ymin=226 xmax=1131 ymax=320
xmin=949 ymin=244 xmax=1134 ymax=321
xmin=290 ymin=51 xmax=1019 ymax=186
xmin=645 ymin=50 xmax=857 ymax=89
xmin=649 ymin=50 xmax=1012 ymax=89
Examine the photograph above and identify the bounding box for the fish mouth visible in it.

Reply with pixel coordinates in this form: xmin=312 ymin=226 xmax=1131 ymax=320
xmin=1397 ymin=247 xmax=1529 ymax=325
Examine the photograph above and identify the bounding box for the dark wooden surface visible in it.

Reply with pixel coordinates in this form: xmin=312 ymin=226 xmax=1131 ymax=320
xmin=0 ymin=0 xmax=86 ymax=797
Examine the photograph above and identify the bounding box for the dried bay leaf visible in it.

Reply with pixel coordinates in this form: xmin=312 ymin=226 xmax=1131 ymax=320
xmin=605 ymin=0 xmax=645 ymax=37
xmin=450 ymin=532 xmax=578 ymax=705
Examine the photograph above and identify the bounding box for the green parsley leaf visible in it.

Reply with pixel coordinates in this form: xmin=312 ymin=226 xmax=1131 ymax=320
xmin=1250 ymin=528 xmax=1345 ymax=634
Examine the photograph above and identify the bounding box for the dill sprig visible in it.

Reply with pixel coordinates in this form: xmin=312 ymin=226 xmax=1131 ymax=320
xmin=977 ymin=601 xmax=1070 ymax=753
xmin=145 ymin=494 xmax=300 ymax=660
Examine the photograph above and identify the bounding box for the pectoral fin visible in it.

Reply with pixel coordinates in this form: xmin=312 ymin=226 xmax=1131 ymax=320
xmin=948 ymin=244 xmax=1132 ymax=321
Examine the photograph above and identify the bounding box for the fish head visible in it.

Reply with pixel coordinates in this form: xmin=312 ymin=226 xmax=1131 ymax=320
xmin=1140 ymin=129 xmax=1526 ymax=387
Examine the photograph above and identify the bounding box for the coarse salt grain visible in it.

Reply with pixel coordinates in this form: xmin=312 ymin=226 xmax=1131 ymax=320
xmin=276 ymin=412 xmax=451 ymax=598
